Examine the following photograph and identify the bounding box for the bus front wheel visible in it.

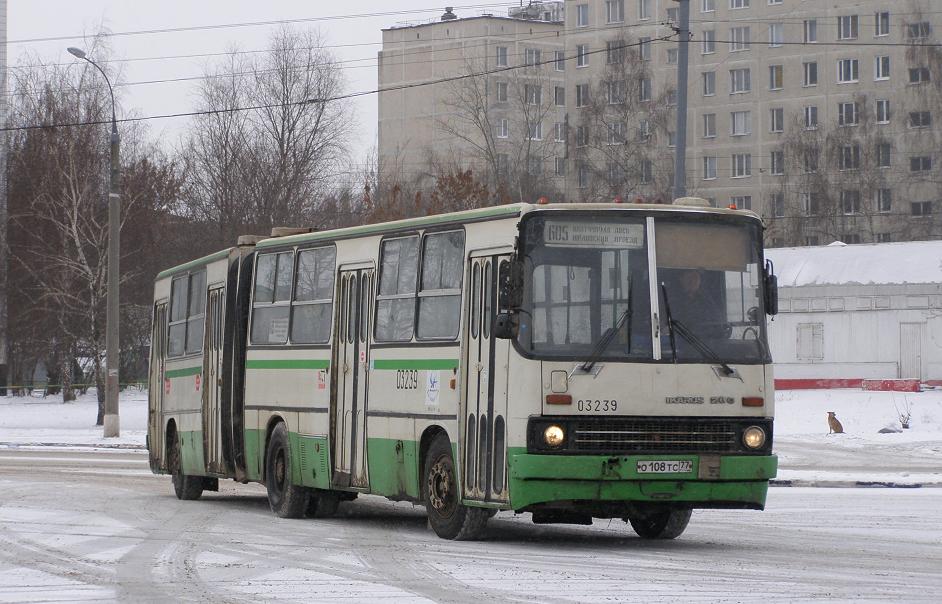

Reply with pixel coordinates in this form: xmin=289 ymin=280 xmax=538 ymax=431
xmin=626 ymin=507 xmax=692 ymax=540
xmin=423 ymin=434 xmax=488 ymax=540
xmin=265 ymin=422 xmax=308 ymax=518
xmin=169 ymin=433 xmax=203 ymax=501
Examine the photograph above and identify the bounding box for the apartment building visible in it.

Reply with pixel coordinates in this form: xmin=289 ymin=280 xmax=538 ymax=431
xmin=378 ymin=1 xmax=942 ymax=245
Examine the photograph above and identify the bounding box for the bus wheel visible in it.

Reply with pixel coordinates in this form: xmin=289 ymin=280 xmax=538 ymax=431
xmin=169 ymin=435 xmax=203 ymax=501
xmin=626 ymin=507 xmax=691 ymax=540
xmin=265 ymin=423 xmax=308 ymax=518
xmin=307 ymin=490 xmax=341 ymax=518
xmin=423 ymin=434 xmax=488 ymax=540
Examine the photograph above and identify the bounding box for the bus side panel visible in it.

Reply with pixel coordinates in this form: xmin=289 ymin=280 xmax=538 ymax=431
xmin=365 ymin=419 xmax=420 ymax=500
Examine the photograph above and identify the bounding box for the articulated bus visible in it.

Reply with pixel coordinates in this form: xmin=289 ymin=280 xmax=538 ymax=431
xmin=147 ymin=199 xmax=779 ymax=540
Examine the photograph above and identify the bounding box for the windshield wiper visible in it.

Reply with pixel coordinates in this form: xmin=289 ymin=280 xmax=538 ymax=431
xmin=659 ymin=282 xmax=735 ymax=377
xmin=580 ymin=276 xmax=633 ymax=373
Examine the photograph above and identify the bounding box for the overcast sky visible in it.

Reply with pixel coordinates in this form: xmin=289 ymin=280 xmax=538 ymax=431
xmin=7 ymin=1 xmax=515 ymax=166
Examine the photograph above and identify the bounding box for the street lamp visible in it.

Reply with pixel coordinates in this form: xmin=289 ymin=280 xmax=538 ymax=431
xmin=68 ymin=46 xmax=121 ymax=437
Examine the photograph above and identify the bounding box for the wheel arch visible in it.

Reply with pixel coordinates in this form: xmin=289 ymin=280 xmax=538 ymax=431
xmin=261 ymin=414 xmax=287 ymax=483
xmin=418 ymin=424 xmax=451 ymax=497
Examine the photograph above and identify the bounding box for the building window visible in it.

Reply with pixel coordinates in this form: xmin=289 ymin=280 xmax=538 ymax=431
xmin=912 ymin=201 xmax=932 ymax=216
xmin=730 ymin=68 xmax=751 ymax=93
xmin=876 ymin=142 xmax=891 ymax=167
xmin=607 ymin=80 xmax=627 ymax=104
xmin=576 ymin=3 xmax=589 ymax=27
xmin=496 ymin=46 xmax=508 ymax=67
xmin=730 ymin=26 xmax=751 ymax=51
xmin=703 ymin=156 xmax=717 ymax=180
xmin=876 ymin=189 xmax=892 ymax=213
xmin=577 ymin=162 xmax=589 ymax=188
xmin=770 ymin=107 xmax=784 ymax=132
xmin=574 ymin=125 xmax=588 ymax=147
xmin=875 ymin=56 xmax=890 ymax=80
xmin=640 ymin=159 xmax=653 ymax=184
xmin=607 ymin=122 xmax=627 ymax=145
xmin=525 ymin=48 xmax=542 ymax=66
xmin=554 ymin=86 xmax=565 ymax=106
xmin=730 ymin=0 xmax=750 ymax=9
xmin=731 ymin=110 xmax=752 ymax=136
xmin=730 ymin=195 xmax=752 ymax=210
xmin=838 ymin=15 xmax=859 ymax=40
xmin=638 ymin=119 xmax=651 ymax=140
xmin=909 ymin=111 xmax=932 ymax=128
xmin=639 ymin=77 xmax=652 ymax=101
xmin=803 ymin=149 xmax=819 ymax=173
xmin=496 ymin=82 xmax=508 ymax=103
xmin=639 ymin=0 xmax=651 ymax=20
xmin=732 ymin=153 xmax=752 ymax=178
xmin=527 ymin=120 xmax=543 ymax=140
xmin=702 ymin=0 xmax=715 ymax=11
xmin=803 ymin=61 xmax=818 ymax=86
xmin=170 ymin=270 xmax=207 ymax=355
xmin=841 ymin=190 xmax=861 ymax=214
xmin=804 ymin=105 xmax=818 ymax=129
xmin=702 ymin=71 xmax=716 ymax=96
xmin=876 ymin=99 xmax=890 ymax=123
xmin=554 ymin=50 xmax=565 ymax=71
xmin=771 ymin=150 xmax=785 ymax=175
xmin=606 ymin=40 xmax=625 ymax=64
xmin=576 ymin=84 xmax=590 ymax=107
xmin=639 ymin=37 xmax=651 ymax=61
xmin=804 ymin=19 xmax=817 ymax=43
xmin=875 ymin=12 xmax=890 ymax=37
xmin=840 ymin=145 xmax=861 ymax=171
xmin=497 ymin=153 xmax=509 ymax=176
xmin=667 ymin=48 xmax=678 ymax=65
xmin=525 ymin=84 xmax=542 ymax=105
xmin=772 ymin=192 xmax=785 ymax=218
xmin=667 ymin=7 xmax=678 ymax=23
xmin=555 ymin=157 xmax=566 ymax=176
xmin=702 ymin=30 xmax=716 ymax=54
xmin=838 ymin=102 xmax=859 ymax=126
xmin=496 ymin=118 xmax=509 ymax=138
xmin=801 ymin=192 xmax=820 ymax=215
xmin=554 ymin=122 xmax=565 ymax=142
xmin=910 ymin=156 xmax=932 ymax=172
xmin=909 ymin=67 xmax=931 ymax=84
xmin=703 ymin=113 xmax=716 ymax=138
xmin=576 ymin=44 xmax=589 ymax=67
xmin=907 ymin=21 xmax=931 ymax=39
xmin=606 ymin=0 xmax=625 ymax=23
xmin=838 ymin=59 xmax=859 ymax=83
xmin=769 ymin=65 xmax=783 ymax=90
xmin=769 ymin=23 xmax=783 ymax=47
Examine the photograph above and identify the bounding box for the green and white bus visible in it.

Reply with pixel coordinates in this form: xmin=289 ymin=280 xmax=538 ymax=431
xmin=147 ymin=199 xmax=778 ymax=540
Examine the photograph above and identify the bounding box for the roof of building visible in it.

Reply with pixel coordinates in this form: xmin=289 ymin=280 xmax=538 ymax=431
xmin=766 ymin=240 xmax=942 ymax=287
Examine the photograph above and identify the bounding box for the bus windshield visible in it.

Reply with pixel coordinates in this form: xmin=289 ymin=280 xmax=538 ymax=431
xmin=516 ymin=213 xmax=770 ymax=365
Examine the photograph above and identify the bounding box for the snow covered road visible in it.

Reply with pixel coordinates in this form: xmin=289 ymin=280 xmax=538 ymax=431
xmin=0 ymin=449 xmax=940 ymax=603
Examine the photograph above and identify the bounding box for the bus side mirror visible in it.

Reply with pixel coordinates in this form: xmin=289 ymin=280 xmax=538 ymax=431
xmin=494 ymin=311 xmax=517 ymax=339
xmin=764 ymin=260 xmax=779 ymax=316
xmin=498 ymin=257 xmax=524 ymax=310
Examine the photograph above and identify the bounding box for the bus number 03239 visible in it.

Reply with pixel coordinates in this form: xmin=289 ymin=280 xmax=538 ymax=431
xmin=396 ymin=369 xmax=419 ymax=390
xmin=577 ymin=399 xmax=617 ymax=412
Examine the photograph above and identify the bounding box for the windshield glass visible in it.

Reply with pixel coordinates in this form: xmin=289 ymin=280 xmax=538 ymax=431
xmin=516 ymin=212 xmax=770 ymax=364
xmin=517 ymin=215 xmax=653 ymax=360
xmin=655 ymin=219 xmax=768 ymax=364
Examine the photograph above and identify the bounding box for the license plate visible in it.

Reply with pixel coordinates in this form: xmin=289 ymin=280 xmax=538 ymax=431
xmin=636 ymin=460 xmax=693 ymax=474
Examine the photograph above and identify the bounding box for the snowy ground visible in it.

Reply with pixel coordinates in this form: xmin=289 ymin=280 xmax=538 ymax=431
xmin=2 ymin=386 xmax=941 ymax=485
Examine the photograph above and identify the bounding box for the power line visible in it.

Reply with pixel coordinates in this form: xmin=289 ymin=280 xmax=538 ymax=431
xmin=0 ymin=34 xmax=678 ymax=133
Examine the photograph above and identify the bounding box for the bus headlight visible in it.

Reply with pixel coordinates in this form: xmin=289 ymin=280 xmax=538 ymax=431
xmin=543 ymin=424 xmax=565 ymax=448
xmin=743 ymin=426 xmax=766 ymax=449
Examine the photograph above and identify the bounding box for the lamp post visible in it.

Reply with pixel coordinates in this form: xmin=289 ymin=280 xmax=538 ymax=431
xmin=68 ymin=46 xmax=120 ymax=437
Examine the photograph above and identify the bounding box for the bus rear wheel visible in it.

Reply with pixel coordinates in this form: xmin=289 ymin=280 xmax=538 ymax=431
xmin=423 ymin=434 xmax=488 ymax=540
xmin=169 ymin=433 xmax=203 ymax=501
xmin=265 ymin=422 xmax=308 ymax=518
xmin=626 ymin=507 xmax=691 ymax=540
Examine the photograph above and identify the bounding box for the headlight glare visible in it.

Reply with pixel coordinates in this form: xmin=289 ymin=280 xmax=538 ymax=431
xmin=543 ymin=424 xmax=565 ymax=448
xmin=743 ymin=426 xmax=766 ymax=449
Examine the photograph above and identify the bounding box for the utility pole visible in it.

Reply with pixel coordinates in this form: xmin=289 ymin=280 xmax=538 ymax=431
xmin=68 ymin=47 xmax=121 ymax=437
xmin=672 ymin=0 xmax=691 ymax=200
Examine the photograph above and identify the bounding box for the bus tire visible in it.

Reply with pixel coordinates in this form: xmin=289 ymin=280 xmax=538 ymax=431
xmin=307 ymin=490 xmax=341 ymax=518
xmin=169 ymin=434 xmax=203 ymax=501
xmin=265 ymin=422 xmax=308 ymax=519
xmin=626 ymin=507 xmax=692 ymax=540
xmin=423 ymin=434 xmax=488 ymax=540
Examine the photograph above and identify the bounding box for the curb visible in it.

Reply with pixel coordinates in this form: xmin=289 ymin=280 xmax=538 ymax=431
xmin=0 ymin=441 xmax=147 ymax=451
xmin=771 ymin=479 xmax=941 ymax=489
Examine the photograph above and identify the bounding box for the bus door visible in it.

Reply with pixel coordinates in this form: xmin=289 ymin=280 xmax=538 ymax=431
xmin=332 ymin=265 xmax=373 ymax=489
xmin=148 ymin=302 xmax=168 ymax=472
xmin=202 ymin=287 xmax=225 ymax=474
xmin=461 ymin=254 xmax=510 ymax=503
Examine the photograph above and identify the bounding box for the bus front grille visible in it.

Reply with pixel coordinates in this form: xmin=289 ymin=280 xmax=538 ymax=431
xmin=570 ymin=419 xmax=740 ymax=454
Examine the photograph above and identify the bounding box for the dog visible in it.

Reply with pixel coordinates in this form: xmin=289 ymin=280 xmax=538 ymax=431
xmin=827 ymin=411 xmax=844 ymax=434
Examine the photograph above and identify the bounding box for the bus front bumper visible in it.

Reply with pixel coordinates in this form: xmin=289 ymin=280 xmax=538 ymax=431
xmin=507 ymin=453 xmax=778 ymax=512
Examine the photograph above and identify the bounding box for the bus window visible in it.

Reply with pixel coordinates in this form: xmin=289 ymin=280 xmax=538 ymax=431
xmin=251 ymin=251 xmax=293 ymax=345
xmin=417 ymin=231 xmax=465 ymax=339
xmin=168 ymin=276 xmax=187 ymax=357
xmin=482 ymin=261 xmax=492 ymax=339
xmin=375 ymin=236 xmax=419 ymax=341
xmin=290 ymin=247 xmax=335 ymax=344
xmin=470 ymin=263 xmax=480 ymax=339
xmin=185 ymin=270 xmax=206 ymax=354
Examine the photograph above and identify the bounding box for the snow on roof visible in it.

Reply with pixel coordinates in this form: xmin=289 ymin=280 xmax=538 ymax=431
xmin=766 ymin=240 xmax=942 ymax=287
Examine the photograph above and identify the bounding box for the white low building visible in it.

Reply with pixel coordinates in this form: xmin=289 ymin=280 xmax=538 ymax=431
xmin=766 ymin=241 xmax=942 ymax=384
